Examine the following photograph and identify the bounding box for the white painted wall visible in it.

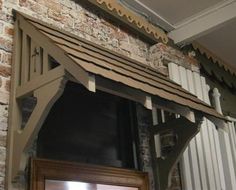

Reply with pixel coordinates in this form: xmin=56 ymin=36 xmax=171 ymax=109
xmin=168 ymin=63 xmax=236 ymax=190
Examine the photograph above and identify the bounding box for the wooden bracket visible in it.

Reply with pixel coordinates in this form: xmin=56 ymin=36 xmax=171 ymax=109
xmin=11 ymin=77 xmax=67 ymax=180
xmin=17 ymin=13 xmax=93 ymax=92
xmin=7 ymin=13 xmax=97 ymax=189
xmin=151 ymin=117 xmax=201 ymax=190
xmin=16 ymin=66 xmax=65 ymax=98
xmin=96 ymin=76 xmax=152 ymax=109
xmin=7 ymin=14 xmax=99 ymax=188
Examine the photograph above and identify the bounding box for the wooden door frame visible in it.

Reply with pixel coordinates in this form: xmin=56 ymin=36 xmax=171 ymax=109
xmin=30 ymin=158 xmax=149 ymax=190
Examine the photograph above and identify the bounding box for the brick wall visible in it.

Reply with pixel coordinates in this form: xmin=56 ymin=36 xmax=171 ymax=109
xmin=0 ymin=0 xmax=201 ymax=190
xmin=149 ymin=43 xmax=200 ymax=75
xmin=136 ymin=104 xmax=155 ymax=190
xmin=0 ymin=104 xmax=7 ymax=190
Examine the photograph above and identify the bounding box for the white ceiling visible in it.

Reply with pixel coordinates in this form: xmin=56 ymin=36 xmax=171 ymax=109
xmin=122 ymin=0 xmax=236 ymax=69
xmin=125 ymin=0 xmax=224 ymax=26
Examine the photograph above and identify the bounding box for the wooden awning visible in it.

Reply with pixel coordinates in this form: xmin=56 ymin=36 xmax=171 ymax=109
xmin=14 ymin=11 xmax=225 ymax=121
xmin=7 ymin=11 xmax=227 ymax=185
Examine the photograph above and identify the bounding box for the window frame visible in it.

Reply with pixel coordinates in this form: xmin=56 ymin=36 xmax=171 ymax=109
xmin=30 ymin=158 xmax=149 ymax=190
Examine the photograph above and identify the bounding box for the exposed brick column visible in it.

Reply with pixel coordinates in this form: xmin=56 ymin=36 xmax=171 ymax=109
xmin=135 ymin=104 xmax=155 ymax=190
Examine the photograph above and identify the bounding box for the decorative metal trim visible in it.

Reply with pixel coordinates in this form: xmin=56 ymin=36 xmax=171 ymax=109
xmin=93 ymin=0 xmax=168 ymax=43
xmin=192 ymin=42 xmax=236 ymax=76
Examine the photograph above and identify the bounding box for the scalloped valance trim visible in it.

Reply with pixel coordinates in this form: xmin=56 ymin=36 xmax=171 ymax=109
xmin=192 ymin=42 xmax=236 ymax=76
xmin=92 ymin=0 xmax=168 ymax=43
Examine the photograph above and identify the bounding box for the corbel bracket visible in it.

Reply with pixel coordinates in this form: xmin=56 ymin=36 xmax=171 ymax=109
xmin=11 ymin=77 xmax=67 ymax=180
xmin=151 ymin=117 xmax=202 ymax=190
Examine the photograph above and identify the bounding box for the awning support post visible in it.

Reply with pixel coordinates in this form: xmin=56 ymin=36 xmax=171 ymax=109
xmin=6 ymin=15 xmax=69 ymax=188
xmin=150 ymin=117 xmax=202 ymax=190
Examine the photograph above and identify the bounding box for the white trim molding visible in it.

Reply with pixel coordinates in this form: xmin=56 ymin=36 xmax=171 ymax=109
xmin=168 ymin=0 xmax=236 ymax=43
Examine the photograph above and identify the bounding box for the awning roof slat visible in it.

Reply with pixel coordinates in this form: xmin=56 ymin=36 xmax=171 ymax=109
xmin=39 ymin=29 xmax=208 ymax=103
xmin=42 ymin=30 xmax=198 ymax=96
xmin=30 ymin=21 xmax=167 ymax=79
xmin=16 ymin=11 xmax=225 ymax=121
xmin=62 ymin=44 xmax=210 ymax=107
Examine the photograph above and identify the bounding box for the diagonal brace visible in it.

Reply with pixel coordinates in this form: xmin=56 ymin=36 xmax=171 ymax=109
xmin=11 ymin=77 xmax=67 ymax=180
xmin=153 ymin=117 xmax=201 ymax=190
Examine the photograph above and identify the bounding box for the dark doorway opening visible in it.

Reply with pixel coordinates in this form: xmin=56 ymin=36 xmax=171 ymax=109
xmin=37 ymin=81 xmax=138 ymax=169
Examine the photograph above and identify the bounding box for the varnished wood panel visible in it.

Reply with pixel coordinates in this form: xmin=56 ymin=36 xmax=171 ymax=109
xmin=30 ymin=158 xmax=149 ymax=190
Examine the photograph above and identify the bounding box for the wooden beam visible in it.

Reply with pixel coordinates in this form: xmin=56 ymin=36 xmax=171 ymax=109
xmin=87 ymin=74 xmax=96 ymax=92
xmin=153 ymin=97 xmax=196 ymax=122
xmin=168 ymin=0 xmax=236 ymax=43
xmin=16 ymin=66 xmax=65 ymax=98
xmin=42 ymin=52 xmax=50 ymax=74
xmin=144 ymin=96 xmax=152 ymax=110
xmin=71 ymin=75 xmax=152 ymax=110
xmin=21 ymin=32 xmax=30 ymax=85
xmin=96 ymin=76 xmax=152 ymax=110
xmin=11 ymin=77 xmax=67 ymax=180
xmin=6 ymin=17 xmax=23 ymax=190
xmin=30 ymin=39 xmax=37 ymax=80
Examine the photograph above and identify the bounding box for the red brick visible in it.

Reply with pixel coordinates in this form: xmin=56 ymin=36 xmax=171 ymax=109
xmin=0 ymin=51 xmax=12 ymax=65
xmin=32 ymin=0 xmax=61 ymax=12
xmin=0 ymin=37 xmax=12 ymax=52
xmin=19 ymin=0 xmax=27 ymax=7
xmin=0 ymin=65 xmax=11 ymax=78
xmin=44 ymin=0 xmax=62 ymax=12
xmin=47 ymin=9 xmax=64 ymax=22
xmin=186 ymin=56 xmax=199 ymax=66
xmin=6 ymin=53 xmax=12 ymax=65
xmin=4 ymin=26 xmax=13 ymax=36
